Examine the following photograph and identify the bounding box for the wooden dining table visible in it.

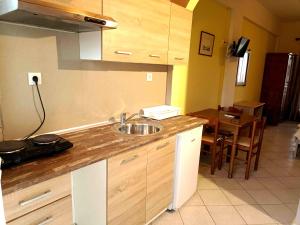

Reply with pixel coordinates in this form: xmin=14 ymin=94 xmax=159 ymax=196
xmin=188 ymin=108 xmax=258 ymax=178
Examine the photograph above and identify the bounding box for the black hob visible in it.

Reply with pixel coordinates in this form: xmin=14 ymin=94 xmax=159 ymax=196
xmin=0 ymin=134 xmax=73 ymax=169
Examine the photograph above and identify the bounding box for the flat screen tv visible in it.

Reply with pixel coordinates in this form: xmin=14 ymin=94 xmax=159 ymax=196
xmin=231 ymin=37 xmax=250 ymax=57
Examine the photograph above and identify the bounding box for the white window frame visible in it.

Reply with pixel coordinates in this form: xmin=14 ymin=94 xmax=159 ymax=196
xmin=236 ymin=51 xmax=250 ymax=86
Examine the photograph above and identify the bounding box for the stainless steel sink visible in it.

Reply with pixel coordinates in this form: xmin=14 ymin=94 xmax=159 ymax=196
xmin=115 ymin=123 xmax=163 ymax=136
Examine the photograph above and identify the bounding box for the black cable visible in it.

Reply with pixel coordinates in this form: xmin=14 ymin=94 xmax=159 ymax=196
xmin=23 ymin=76 xmax=46 ymax=140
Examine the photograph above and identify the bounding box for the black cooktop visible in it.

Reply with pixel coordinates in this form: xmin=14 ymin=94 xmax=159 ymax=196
xmin=0 ymin=134 xmax=73 ymax=169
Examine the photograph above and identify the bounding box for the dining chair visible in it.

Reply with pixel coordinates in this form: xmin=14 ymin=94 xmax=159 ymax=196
xmin=224 ymin=117 xmax=267 ymax=179
xmin=218 ymin=105 xmax=243 ymax=114
xmin=201 ymin=119 xmax=224 ymax=175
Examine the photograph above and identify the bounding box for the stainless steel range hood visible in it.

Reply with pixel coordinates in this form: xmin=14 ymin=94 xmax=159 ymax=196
xmin=0 ymin=0 xmax=118 ymax=32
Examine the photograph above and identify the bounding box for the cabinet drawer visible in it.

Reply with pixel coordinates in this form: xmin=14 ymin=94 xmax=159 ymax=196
xmin=4 ymin=174 xmax=71 ymax=222
xmin=7 ymin=196 xmax=72 ymax=225
xmin=108 ymin=147 xmax=147 ymax=225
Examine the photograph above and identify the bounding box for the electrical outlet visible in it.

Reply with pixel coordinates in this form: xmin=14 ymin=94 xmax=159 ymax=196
xmin=146 ymin=72 xmax=153 ymax=81
xmin=28 ymin=72 xmax=42 ymax=85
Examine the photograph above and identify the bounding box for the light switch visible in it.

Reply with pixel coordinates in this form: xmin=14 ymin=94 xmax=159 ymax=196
xmin=146 ymin=72 xmax=153 ymax=81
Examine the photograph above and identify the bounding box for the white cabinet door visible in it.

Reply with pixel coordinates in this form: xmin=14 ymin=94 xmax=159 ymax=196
xmin=172 ymin=126 xmax=203 ymax=209
xmin=72 ymin=160 xmax=107 ymax=225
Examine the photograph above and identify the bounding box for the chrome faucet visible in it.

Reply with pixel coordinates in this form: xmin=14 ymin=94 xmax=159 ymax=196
xmin=120 ymin=112 xmax=140 ymax=126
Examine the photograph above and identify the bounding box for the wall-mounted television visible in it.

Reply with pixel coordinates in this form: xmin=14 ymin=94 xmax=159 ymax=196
xmin=231 ymin=37 xmax=250 ymax=57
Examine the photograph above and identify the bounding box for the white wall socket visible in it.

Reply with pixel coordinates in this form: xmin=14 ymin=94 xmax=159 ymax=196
xmin=28 ymin=72 xmax=42 ymax=85
xmin=146 ymin=72 xmax=153 ymax=81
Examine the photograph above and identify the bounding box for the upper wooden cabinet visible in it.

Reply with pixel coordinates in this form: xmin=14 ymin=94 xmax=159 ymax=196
xmin=38 ymin=0 xmax=102 ymax=15
xmin=102 ymin=0 xmax=170 ymax=64
xmin=168 ymin=3 xmax=193 ymax=65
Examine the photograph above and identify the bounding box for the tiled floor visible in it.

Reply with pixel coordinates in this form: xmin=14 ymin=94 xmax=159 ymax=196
xmin=152 ymin=122 xmax=300 ymax=225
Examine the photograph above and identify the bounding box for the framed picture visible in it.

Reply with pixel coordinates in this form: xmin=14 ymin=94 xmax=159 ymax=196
xmin=199 ymin=31 xmax=215 ymax=56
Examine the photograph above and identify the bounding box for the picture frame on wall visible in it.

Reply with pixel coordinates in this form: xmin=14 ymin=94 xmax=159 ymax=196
xmin=199 ymin=31 xmax=215 ymax=57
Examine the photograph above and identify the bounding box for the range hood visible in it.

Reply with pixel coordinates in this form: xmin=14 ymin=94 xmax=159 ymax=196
xmin=0 ymin=0 xmax=118 ymax=32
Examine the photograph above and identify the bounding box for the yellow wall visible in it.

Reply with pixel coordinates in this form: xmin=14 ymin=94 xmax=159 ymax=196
xmin=234 ymin=19 xmax=276 ymax=102
xmin=277 ymin=21 xmax=300 ymax=54
xmin=184 ymin=0 xmax=230 ymax=113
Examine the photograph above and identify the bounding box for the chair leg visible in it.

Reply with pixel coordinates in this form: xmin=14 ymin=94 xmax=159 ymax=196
xmin=245 ymin=152 xmax=252 ymax=180
xmin=211 ymin=144 xmax=217 ymax=175
xmin=254 ymin=145 xmax=262 ymax=171
xmin=218 ymin=141 xmax=224 ymax=170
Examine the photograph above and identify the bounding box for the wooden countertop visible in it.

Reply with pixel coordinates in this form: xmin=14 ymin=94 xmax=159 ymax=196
xmin=1 ymin=116 xmax=207 ymax=195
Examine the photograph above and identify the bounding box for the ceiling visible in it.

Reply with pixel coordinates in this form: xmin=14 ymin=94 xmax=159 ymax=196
xmin=257 ymin=0 xmax=300 ymax=22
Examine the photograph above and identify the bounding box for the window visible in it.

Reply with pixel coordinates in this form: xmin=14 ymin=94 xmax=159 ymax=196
xmin=236 ymin=51 xmax=250 ymax=86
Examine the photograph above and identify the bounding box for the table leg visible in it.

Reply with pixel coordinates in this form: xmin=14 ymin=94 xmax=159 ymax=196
xmin=228 ymin=128 xmax=239 ymax=178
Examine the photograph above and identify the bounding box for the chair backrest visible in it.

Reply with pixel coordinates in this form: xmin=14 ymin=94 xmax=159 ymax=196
xmin=249 ymin=117 xmax=267 ymax=149
xmin=203 ymin=118 xmax=220 ymax=146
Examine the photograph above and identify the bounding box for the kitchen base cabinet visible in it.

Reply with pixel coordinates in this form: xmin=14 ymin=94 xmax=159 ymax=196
xmin=7 ymin=196 xmax=72 ymax=225
xmin=107 ymin=147 xmax=147 ymax=225
xmin=146 ymin=137 xmax=175 ymax=223
xmin=72 ymin=160 xmax=107 ymax=225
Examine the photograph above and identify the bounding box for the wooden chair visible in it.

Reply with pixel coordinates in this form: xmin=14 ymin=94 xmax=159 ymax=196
xmin=224 ymin=117 xmax=267 ymax=179
xmin=218 ymin=105 xmax=243 ymax=114
xmin=201 ymin=119 xmax=224 ymax=175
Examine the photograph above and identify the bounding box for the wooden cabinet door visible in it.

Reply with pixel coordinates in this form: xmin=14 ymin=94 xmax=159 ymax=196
xmin=102 ymin=0 xmax=170 ymax=64
xmin=37 ymin=0 xmax=102 ymax=15
xmin=107 ymin=147 xmax=147 ymax=225
xmin=139 ymin=0 xmax=170 ymax=64
xmin=102 ymin=0 xmax=144 ymax=63
xmin=146 ymin=136 xmax=176 ymax=223
xmin=168 ymin=3 xmax=193 ymax=65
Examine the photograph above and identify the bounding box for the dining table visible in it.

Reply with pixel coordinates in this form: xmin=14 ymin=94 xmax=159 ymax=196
xmin=188 ymin=108 xmax=258 ymax=178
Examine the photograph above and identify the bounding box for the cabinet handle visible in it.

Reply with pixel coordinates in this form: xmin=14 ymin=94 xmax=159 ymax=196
xmin=19 ymin=190 xmax=51 ymax=207
xmin=156 ymin=142 xmax=170 ymax=150
xmin=191 ymin=138 xmax=196 ymax=142
xmin=121 ymin=155 xmax=138 ymax=165
xmin=114 ymin=51 xmax=132 ymax=55
xmin=37 ymin=216 xmax=53 ymax=225
xmin=149 ymin=54 xmax=160 ymax=58
xmin=174 ymin=57 xmax=184 ymax=60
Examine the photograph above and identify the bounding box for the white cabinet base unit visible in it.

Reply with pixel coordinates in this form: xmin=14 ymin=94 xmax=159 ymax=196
xmin=169 ymin=126 xmax=203 ymax=209
xmin=72 ymin=160 xmax=107 ymax=225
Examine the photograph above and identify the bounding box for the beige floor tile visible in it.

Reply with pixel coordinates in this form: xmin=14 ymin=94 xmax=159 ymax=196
xmin=222 ymin=189 xmax=257 ymax=205
xmin=198 ymin=177 xmax=220 ymax=190
xmin=184 ymin=192 xmax=204 ymax=206
xmin=198 ymin=189 xmax=231 ymax=206
xmin=270 ymin=189 xmax=299 ymax=204
xmin=152 ymin=211 xmax=183 ymax=225
xmin=256 ymin=177 xmax=287 ymax=190
xmin=179 ymin=206 xmax=215 ymax=225
xmin=234 ymin=204 xmax=277 ymax=224
xmin=285 ymin=203 xmax=299 ymax=214
xmin=261 ymin=204 xmax=295 ymax=224
xmin=237 ymin=178 xmax=266 ymax=190
xmin=247 ymin=190 xmax=282 ymax=204
xmin=252 ymin=168 xmax=273 ymax=178
xmin=207 ymin=205 xmax=246 ymax=225
xmin=277 ymin=177 xmax=300 ymax=188
xmin=213 ymin=178 xmax=243 ymax=190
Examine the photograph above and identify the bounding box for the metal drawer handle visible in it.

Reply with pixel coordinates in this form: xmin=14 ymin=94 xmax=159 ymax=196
xmin=114 ymin=51 xmax=132 ymax=55
xmin=191 ymin=138 xmax=196 ymax=142
xmin=149 ymin=54 xmax=160 ymax=58
xmin=37 ymin=216 xmax=53 ymax=225
xmin=174 ymin=57 xmax=184 ymax=60
xmin=157 ymin=142 xmax=170 ymax=150
xmin=121 ymin=155 xmax=138 ymax=165
xmin=19 ymin=190 xmax=51 ymax=207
